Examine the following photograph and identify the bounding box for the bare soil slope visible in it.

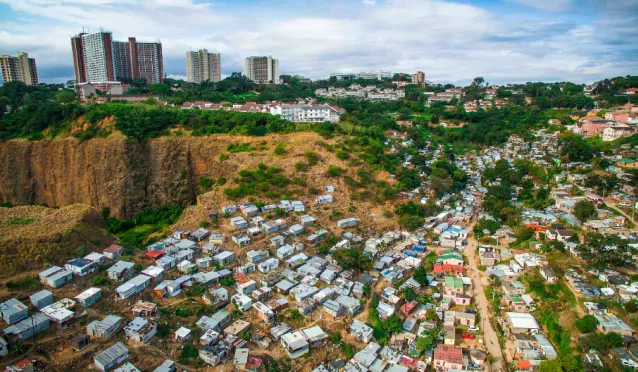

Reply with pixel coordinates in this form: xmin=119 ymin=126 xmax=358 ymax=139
xmin=0 ymin=204 xmax=112 ymax=277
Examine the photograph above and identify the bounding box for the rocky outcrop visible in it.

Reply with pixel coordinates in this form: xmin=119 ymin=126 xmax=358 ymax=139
xmin=0 ymin=135 xmax=234 ymax=218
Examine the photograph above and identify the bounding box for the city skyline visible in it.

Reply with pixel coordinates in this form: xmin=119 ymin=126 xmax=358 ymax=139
xmin=0 ymin=0 xmax=636 ymax=85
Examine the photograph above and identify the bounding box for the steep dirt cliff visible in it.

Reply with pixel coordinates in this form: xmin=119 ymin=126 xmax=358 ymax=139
xmin=0 ymin=134 xmax=208 ymax=218
xmin=0 ymin=133 xmax=315 ymax=218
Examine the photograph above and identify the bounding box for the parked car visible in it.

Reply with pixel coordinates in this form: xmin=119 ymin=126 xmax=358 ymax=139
xmin=467 ymin=326 xmax=479 ymax=332
xmin=465 ymin=309 xmax=476 ymax=314
xmin=461 ymin=333 xmax=475 ymax=339
xmin=467 ymin=364 xmax=483 ymax=370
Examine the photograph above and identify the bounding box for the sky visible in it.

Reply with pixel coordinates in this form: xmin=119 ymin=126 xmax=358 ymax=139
xmin=0 ymin=0 xmax=636 ymax=85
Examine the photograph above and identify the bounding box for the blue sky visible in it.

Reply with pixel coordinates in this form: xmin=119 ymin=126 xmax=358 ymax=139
xmin=0 ymin=0 xmax=636 ymax=85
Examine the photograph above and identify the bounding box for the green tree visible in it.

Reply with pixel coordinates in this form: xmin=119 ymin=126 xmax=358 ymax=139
xmin=401 ymin=287 xmax=416 ymax=301
xmin=426 ymin=308 xmax=439 ymax=321
xmin=415 ymin=334 xmax=434 ymax=352
xmin=55 ymin=90 xmax=76 ymax=104
xmin=574 ymin=200 xmax=596 ymax=222
xmin=575 ymin=315 xmax=598 ymax=333
xmin=382 ymin=315 xmax=403 ymax=334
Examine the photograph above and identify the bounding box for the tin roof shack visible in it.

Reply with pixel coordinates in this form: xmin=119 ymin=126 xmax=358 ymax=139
xmin=350 ymin=320 xmax=374 ymax=343
xmin=3 ymin=313 xmax=50 ymax=343
xmin=299 ymin=215 xmax=317 ymax=227
xmin=204 ymin=287 xmax=230 ymax=308
xmin=41 ymin=298 xmax=76 ymax=328
xmin=141 ymin=266 xmax=164 ymax=282
xmin=116 ymin=274 xmax=152 ymax=299
xmin=199 ymin=339 xmax=232 ymax=366
xmin=224 ymin=319 xmax=251 ymax=339
xmin=307 ymin=229 xmax=329 ymax=246
xmin=281 ymin=331 xmax=310 ymax=359
xmin=153 ymin=360 xmax=176 ymax=372
xmin=594 ymin=314 xmax=635 ymax=336
xmin=65 ymin=258 xmax=98 ymax=277
xmin=75 ymin=287 xmax=102 ymax=307
xmin=215 ymin=251 xmax=236 ymax=266
xmin=157 ymin=256 xmax=177 ymax=271
xmin=85 ymin=252 xmax=106 ymax=266
xmin=197 ymin=309 xmax=231 ymax=332
xmin=336 ymin=295 xmax=362 ymax=316
xmin=302 ymin=326 xmax=328 ymax=349
xmin=39 ymin=266 xmax=73 ymax=288
xmin=124 ymin=317 xmax=157 ymax=344
xmin=337 ymin=218 xmax=359 ymax=229
xmin=232 ymin=293 xmax=253 ymax=312
xmin=174 ymin=327 xmax=191 ymax=342
xmin=94 ymin=342 xmax=129 ymax=372
xmin=505 ymin=312 xmax=541 ymax=334
xmin=87 ymin=315 xmax=122 ymax=339
xmin=107 ymin=261 xmax=135 ymax=282
xmin=29 ymin=289 xmax=54 ymax=310
xmin=0 ymin=299 xmax=28 ymax=325
xmin=132 ymin=301 xmax=158 ymax=318
xmin=252 ymin=302 xmax=275 ymax=324
xmin=246 ymin=249 xmax=269 ymax=263
xmin=191 ymin=228 xmax=211 ymax=242
xmin=103 ymin=244 xmax=124 ymax=260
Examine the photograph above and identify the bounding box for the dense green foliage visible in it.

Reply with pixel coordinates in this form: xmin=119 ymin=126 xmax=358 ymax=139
xmin=574 ymin=315 xmax=598 ymax=333
xmin=103 ymin=205 xmax=185 ymax=248
xmin=573 ymin=200 xmax=596 ymax=222
xmin=578 ymin=332 xmax=623 ymax=353
xmin=578 ymin=233 xmax=636 ymax=269
xmin=224 ymin=163 xmax=292 ymax=200
xmin=332 ymin=248 xmax=374 ymax=271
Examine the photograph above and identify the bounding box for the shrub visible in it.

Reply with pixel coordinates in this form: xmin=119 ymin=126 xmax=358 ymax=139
xmin=327 ymin=165 xmax=343 ymax=177
xmin=226 ymin=143 xmax=253 ymax=153
xmin=295 ymin=162 xmax=308 ymax=171
xmin=74 ymin=246 xmax=88 ymax=257
xmin=179 ymin=344 xmax=199 ymax=364
xmin=92 ymin=275 xmax=108 ymax=286
xmin=220 ymin=276 xmax=235 ymax=287
xmin=198 ymin=177 xmax=214 ymax=191
xmin=174 ymin=307 xmax=192 ymax=317
xmin=274 ymin=143 xmax=287 ymax=155
xmin=336 ymin=149 xmax=349 ymax=160
xmin=304 ymin=150 xmax=319 ymax=165
xmin=219 ymin=153 xmax=229 ymax=161
xmin=216 ymin=177 xmax=227 ymax=186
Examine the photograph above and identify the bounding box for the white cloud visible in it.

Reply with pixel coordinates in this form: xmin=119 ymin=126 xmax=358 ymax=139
xmin=0 ymin=0 xmax=635 ymax=85
xmin=505 ymin=0 xmax=573 ymax=12
xmin=363 ymin=0 xmax=376 ymax=5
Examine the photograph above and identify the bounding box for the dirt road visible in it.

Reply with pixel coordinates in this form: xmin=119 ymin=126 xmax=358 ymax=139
xmin=463 ymin=201 xmax=508 ymax=372
xmin=604 ymin=198 xmax=637 ymax=225
xmin=464 ymin=234 xmax=507 ymax=372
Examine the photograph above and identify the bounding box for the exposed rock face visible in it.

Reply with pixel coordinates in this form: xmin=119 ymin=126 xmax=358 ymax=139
xmin=0 ymin=135 xmax=228 ymax=218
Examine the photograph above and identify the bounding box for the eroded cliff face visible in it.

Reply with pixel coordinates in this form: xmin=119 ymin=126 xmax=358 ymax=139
xmin=0 ymin=135 xmax=233 ymax=218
